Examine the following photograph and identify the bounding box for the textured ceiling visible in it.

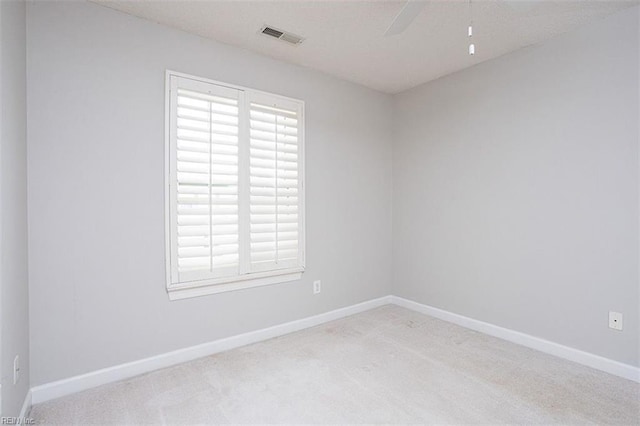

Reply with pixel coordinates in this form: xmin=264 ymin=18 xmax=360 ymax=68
xmin=93 ymin=0 xmax=638 ymax=94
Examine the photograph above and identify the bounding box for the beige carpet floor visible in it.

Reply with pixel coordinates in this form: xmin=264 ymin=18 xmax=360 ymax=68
xmin=31 ymin=305 xmax=639 ymax=425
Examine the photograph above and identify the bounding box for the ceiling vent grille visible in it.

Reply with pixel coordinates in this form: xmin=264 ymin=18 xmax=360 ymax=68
xmin=260 ymin=25 xmax=304 ymax=45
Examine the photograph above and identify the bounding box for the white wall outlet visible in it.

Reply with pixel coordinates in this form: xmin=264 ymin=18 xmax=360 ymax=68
xmin=313 ymin=280 xmax=321 ymax=294
xmin=13 ymin=355 xmax=20 ymax=384
xmin=609 ymin=311 xmax=623 ymax=331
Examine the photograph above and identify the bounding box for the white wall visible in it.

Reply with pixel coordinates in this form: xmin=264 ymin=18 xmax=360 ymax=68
xmin=393 ymin=7 xmax=639 ymax=367
xmin=27 ymin=1 xmax=393 ymax=386
xmin=0 ymin=0 xmax=30 ymax=416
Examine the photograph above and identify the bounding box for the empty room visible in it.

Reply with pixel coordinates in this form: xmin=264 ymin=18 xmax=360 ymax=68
xmin=1 ymin=0 xmax=638 ymax=424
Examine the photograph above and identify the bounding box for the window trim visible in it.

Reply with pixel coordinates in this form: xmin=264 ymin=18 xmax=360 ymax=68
xmin=164 ymin=70 xmax=306 ymax=300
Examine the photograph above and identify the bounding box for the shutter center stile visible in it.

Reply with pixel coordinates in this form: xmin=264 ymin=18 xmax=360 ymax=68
xmin=208 ymin=98 xmax=214 ymax=273
xmin=275 ymin=112 xmax=280 ymax=265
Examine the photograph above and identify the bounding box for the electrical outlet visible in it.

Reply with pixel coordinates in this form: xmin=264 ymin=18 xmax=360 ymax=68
xmin=609 ymin=312 xmax=623 ymax=331
xmin=313 ymin=280 xmax=321 ymax=294
xmin=13 ymin=355 xmax=20 ymax=385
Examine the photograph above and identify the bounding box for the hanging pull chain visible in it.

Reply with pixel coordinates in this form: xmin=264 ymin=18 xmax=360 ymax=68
xmin=468 ymin=0 xmax=475 ymax=55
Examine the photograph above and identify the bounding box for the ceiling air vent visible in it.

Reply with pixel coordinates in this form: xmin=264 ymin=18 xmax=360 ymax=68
xmin=260 ymin=25 xmax=304 ymax=45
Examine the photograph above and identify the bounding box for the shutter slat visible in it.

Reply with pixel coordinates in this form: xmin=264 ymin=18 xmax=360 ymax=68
xmin=177 ymin=112 xmax=238 ymax=128
xmin=250 ymin=104 xmax=297 ymax=118
xmin=179 ymin=244 xmax=239 ymax=259
xmin=178 ymin=88 xmax=238 ymax=105
xmin=179 ymin=257 xmax=211 ymax=268
xmin=251 ymin=252 xmax=277 ymax=262
xmin=250 ymin=223 xmax=298 ymax=233
xmin=179 ymin=126 xmax=238 ymax=139
xmin=250 ymin=196 xmax=297 ymax=206
xmin=178 ymin=205 xmax=238 ymax=215
xmin=178 ymin=135 xmax=238 ymax=147
xmin=177 ymin=110 xmax=238 ymax=126
xmin=177 ymin=224 xmax=238 ymax=237
xmin=178 ymin=184 xmax=237 ymax=196
xmin=177 ymin=103 xmax=239 ymax=119
xmin=250 ymin=133 xmax=298 ymax=144
xmin=249 ymin=142 xmax=297 ymax=155
xmin=250 ymin=205 xmax=298 ymax=214
xmin=212 ymin=254 xmax=239 ymax=265
xmin=250 ymin=164 xmax=297 ymax=176
xmin=251 ymin=231 xmax=297 ymax=243
xmin=177 ymin=236 xmax=240 ymax=247
xmin=249 ymin=111 xmax=298 ymax=126
xmin=178 ymin=196 xmax=237 ymax=206
xmin=252 ymin=159 xmax=298 ymax=169
xmin=250 ymin=121 xmax=298 ymax=137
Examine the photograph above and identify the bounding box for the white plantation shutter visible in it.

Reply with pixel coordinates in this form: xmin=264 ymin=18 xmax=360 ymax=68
xmin=169 ymin=77 xmax=241 ymax=284
xmin=248 ymin=95 xmax=302 ymax=272
xmin=167 ymin=73 xmax=304 ymax=293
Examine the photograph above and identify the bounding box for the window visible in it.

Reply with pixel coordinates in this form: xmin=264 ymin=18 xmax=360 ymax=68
xmin=165 ymin=71 xmax=305 ymax=300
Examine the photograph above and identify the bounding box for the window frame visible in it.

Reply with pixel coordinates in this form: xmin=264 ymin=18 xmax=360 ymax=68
xmin=164 ymin=70 xmax=306 ymax=301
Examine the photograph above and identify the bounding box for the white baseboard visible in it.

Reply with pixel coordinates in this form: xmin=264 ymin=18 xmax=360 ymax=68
xmin=19 ymin=390 xmax=31 ymax=419
xmin=390 ymin=296 xmax=640 ymax=383
xmin=30 ymin=295 xmax=392 ymax=404
xmin=30 ymin=293 xmax=639 ymax=405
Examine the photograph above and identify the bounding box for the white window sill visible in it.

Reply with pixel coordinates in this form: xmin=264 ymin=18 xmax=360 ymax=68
xmin=167 ymin=268 xmax=304 ymax=301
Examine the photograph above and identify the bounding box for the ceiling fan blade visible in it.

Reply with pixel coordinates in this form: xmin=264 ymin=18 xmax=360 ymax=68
xmin=384 ymin=1 xmax=427 ymax=37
